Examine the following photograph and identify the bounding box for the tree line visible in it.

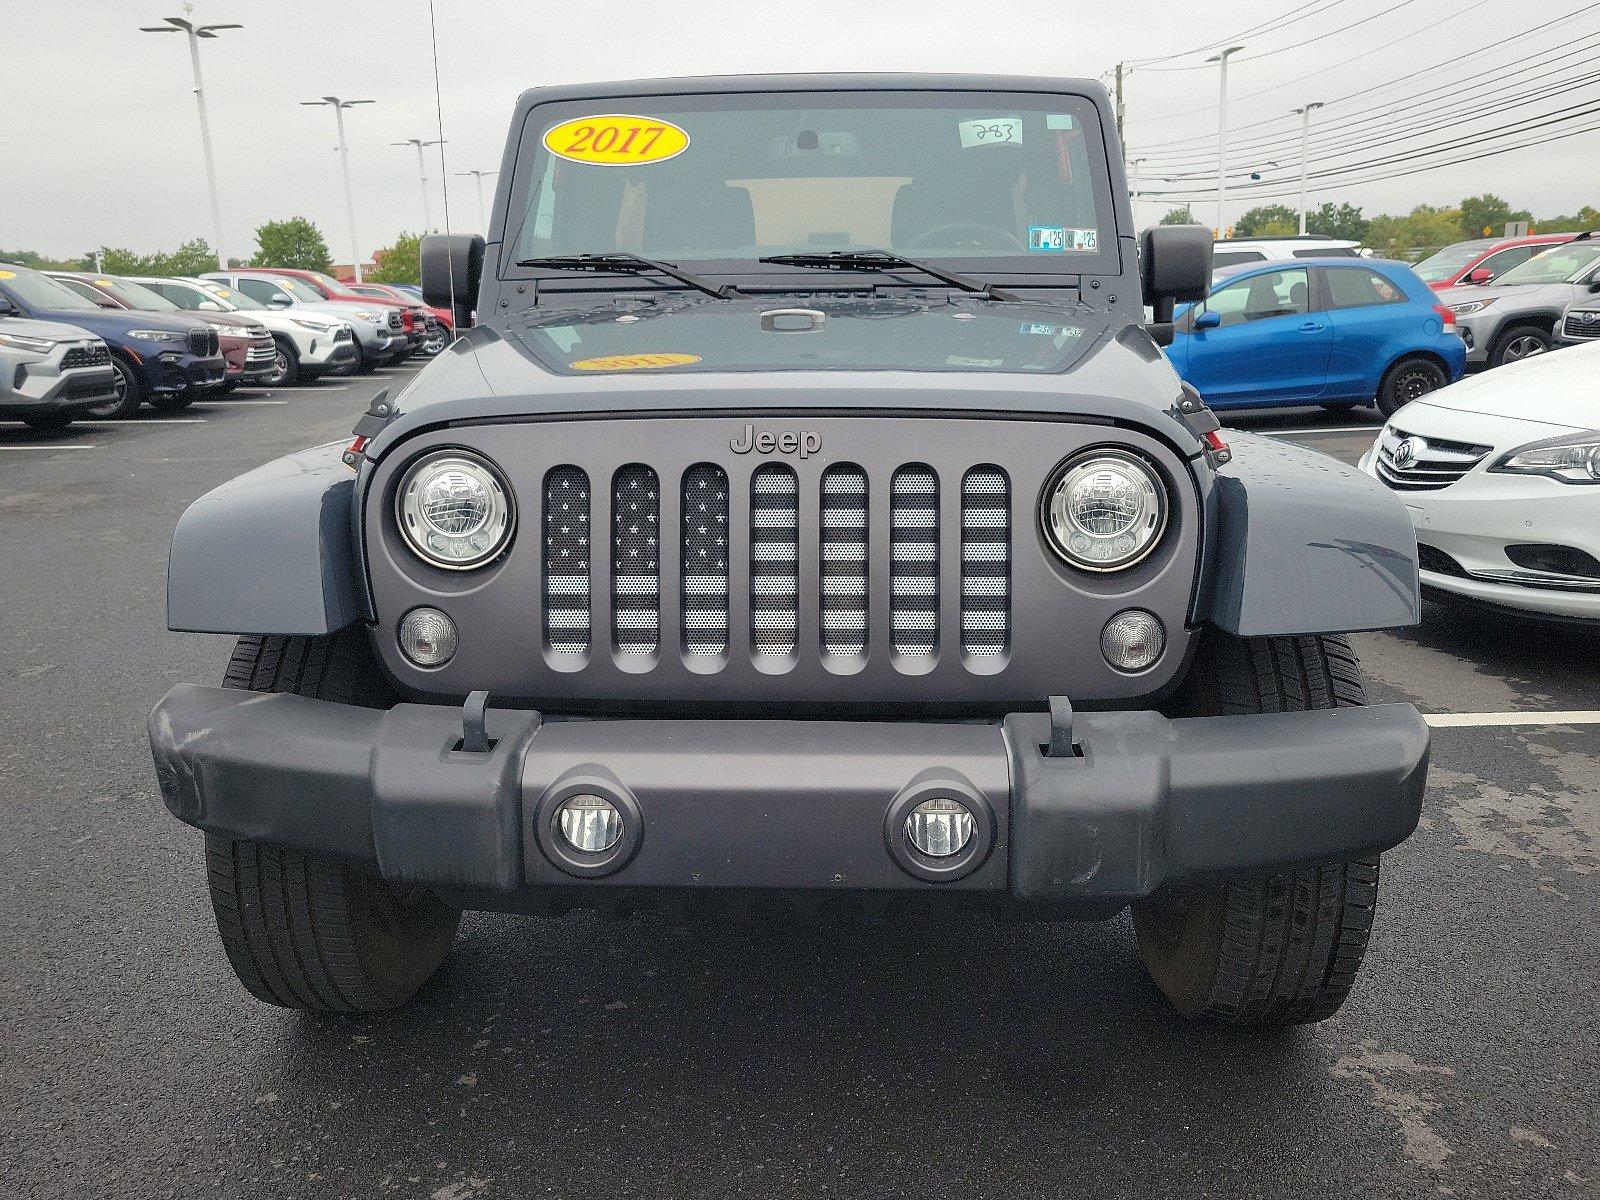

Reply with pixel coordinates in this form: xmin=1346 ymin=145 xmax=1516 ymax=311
xmin=1160 ymin=194 xmax=1600 ymax=258
xmin=3 ymin=218 xmax=422 ymax=284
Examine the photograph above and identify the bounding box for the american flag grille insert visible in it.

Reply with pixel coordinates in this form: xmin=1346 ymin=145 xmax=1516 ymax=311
xmin=890 ymin=466 xmax=939 ymax=659
xmin=819 ymin=464 xmax=869 ymax=660
xmin=750 ymin=464 xmax=799 ymax=665
xmin=681 ymin=464 xmax=730 ymax=658
xmin=543 ymin=467 xmax=591 ymax=655
xmin=612 ymin=465 xmax=661 ymax=656
xmin=961 ymin=467 xmax=1010 ymax=658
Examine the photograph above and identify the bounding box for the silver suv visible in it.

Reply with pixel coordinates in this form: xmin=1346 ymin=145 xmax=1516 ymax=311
xmin=0 ymin=316 xmax=117 ymax=432
xmin=1442 ymin=235 xmax=1600 ymax=368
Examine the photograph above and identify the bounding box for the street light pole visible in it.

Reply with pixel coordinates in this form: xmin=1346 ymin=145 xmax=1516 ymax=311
xmin=139 ymin=14 xmax=242 ymax=269
xmin=303 ymin=96 xmax=375 ymax=282
xmin=1207 ymin=46 xmax=1245 ymax=239
xmin=1292 ymin=102 xmax=1325 ymax=235
xmin=454 ymin=170 xmax=498 ymax=232
xmin=393 ymin=138 xmax=445 ymax=233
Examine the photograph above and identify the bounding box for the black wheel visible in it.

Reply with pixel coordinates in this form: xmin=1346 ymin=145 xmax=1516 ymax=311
xmin=1489 ymin=323 xmax=1552 ymax=369
xmin=1376 ymin=355 xmax=1448 ymax=417
xmin=85 ymin=354 xmax=144 ymax=418
xmin=205 ymin=630 xmax=460 ymax=1012
xmin=264 ymin=338 xmax=300 ymax=386
xmin=149 ymin=391 xmax=195 ymax=414
xmin=353 ymin=344 xmax=378 ymax=374
xmin=1133 ymin=632 xmax=1381 ymax=1026
xmin=22 ymin=410 xmax=74 ymax=433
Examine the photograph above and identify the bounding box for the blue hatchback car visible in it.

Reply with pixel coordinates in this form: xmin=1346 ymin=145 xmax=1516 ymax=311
xmin=1166 ymin=257 xmax=1466 ymax=416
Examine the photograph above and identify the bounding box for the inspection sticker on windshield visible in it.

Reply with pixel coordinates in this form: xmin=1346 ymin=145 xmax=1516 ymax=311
xmin=570 ymin=352 xmax=701 ymax=371
xmin=958 ymin=117 xmax=1022 ymax=148
xmin=1029 ymin=226 xmax=1098 ymax=253
xmin=544 ymin=115 xmax=690 ymax=166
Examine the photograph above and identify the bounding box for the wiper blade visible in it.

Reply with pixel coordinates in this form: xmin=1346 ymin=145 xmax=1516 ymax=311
xmin=514 ymin=252 xmax=734 ymax=299
xmin=758 ymin=249 xmax=1021 ymax=302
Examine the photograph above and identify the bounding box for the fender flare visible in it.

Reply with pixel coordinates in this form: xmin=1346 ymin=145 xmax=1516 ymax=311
xmin=167 ymin=442 xmax=369 ymax=636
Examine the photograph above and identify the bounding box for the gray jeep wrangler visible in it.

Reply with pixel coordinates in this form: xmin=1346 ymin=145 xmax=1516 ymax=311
xmin=150 ymin=75 xmax=1429 ymax=1024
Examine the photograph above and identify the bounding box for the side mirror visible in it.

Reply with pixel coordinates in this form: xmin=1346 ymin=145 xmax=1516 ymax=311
xmin=198 ymin=300 xmax=222 ymax=311
xmin=1141 ymin=225 xmax=1213 ymax=346
xmin=1194 ymin=310 xmax=1222 ymax=330
xmin=422 ymin=233 xmax=485 ymax=331
xmin=1467 ymin=267 xmax=1494 ymax=285
xmin=268 ymin=294 xmax=292 ymax=308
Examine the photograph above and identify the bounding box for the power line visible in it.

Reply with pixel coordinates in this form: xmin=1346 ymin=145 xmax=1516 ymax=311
xmin=1123 ymin=1 xmax=1338 ymax=68
xmin=1137 ymin=0 xmax=1418 ymax=71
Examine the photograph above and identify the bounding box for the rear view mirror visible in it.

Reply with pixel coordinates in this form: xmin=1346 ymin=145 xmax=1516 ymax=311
xmin=422 ymin=233 xmax=486 ymax=331
xmin=1194 ymin=310 xmax=1222 ymax=330
xmin=1141 ymin=225 xmax=1213 ymax=346
xmin=1467 ymin=268 xmax=1493 ymax=285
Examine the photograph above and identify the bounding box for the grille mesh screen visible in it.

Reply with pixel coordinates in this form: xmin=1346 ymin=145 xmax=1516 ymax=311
xmin=961 ymin=467 xmax=1010 ymax=658
xmin=890 ymin=466 xmax=939 ymax=659
xmin=543 ymin=466 xmax=591 ymax=655
xmin=682 ymin=464 xmax=730 ymax=658
xmin=820 ymin=464 xmax=869 ymax=658
xmin=750 ymin=465 xmax=798 ymax=663
xmin=612 ymin=465 xmax=660 ymax=656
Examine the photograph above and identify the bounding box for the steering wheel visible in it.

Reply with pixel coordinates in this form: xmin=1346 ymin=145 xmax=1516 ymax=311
xmin=907 ymin=222 xmax=1026 ymax=252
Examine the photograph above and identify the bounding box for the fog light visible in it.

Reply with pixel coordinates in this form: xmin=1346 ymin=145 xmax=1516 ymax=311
xmin=397 ymin=606 xmax=457 ymax=667
xmin=906 ymin=797 xmax=974 ymax=858
xmin=557 ymin=794 xmax=623 ymax=853
xmin=1101 ymin=610 xmax=1165 ymax=673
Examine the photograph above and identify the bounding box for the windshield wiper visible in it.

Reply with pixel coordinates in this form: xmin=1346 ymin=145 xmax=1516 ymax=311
xmin=757 ymin=249 xmax=1021 ymax=302
xmin=514 ymin=252 xmax=734 ymax=299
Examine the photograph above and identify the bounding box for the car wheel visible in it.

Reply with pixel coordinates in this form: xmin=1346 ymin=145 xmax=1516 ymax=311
xmin=264 ymin=338 xmax=300 ymax=386
xmin=84 ymin=355 xmax=144 ymax=419
xmin=207 ymin=630 xmax=460 ymax=1011
xmin=353 ymin=345 xmax=378 ymax=374
xmin=1133 ymin=632 xmax=1381 ymax=1027
xmin=1376 ymin=355 xmax=1448 ymax=417
xmin=1489 ymin=324 xmax=1553 ymax=368
xmin=22 ymin=410 xmax=75 ymax=433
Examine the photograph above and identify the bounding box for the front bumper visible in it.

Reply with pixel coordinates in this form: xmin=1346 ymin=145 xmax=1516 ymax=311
xmin=1 ymin=359 xmax=116 ymax=415
xmin=1454 ymin=314 xmax=1492 ymax=364
xmin=150 ymin=687 xmax=1429 ymax=907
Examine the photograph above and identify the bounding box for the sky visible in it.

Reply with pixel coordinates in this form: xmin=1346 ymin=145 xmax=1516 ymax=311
xmin=3 ymin=0 xmax=1597 ymax=261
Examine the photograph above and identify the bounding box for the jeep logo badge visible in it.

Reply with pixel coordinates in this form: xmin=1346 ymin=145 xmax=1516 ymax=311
xmin=730 ymin=424 xmax=822 ymax=458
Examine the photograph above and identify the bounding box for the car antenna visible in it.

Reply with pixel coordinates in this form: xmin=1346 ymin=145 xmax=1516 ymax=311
xmin=427 ymin=0 xmax=458 ymax=331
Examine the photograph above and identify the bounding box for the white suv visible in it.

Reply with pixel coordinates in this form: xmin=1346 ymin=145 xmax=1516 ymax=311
xmin=1211 ymin=236 xmax=1363 ymax=270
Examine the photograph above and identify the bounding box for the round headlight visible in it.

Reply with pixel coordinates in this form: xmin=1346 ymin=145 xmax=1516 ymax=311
xmin=396 ymin=451 xmax=514 ymax=569
xmin=1042 ymin=451 xmax=1168 ymax=571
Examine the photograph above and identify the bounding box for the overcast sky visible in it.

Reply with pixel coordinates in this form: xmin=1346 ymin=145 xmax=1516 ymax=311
xmin=4 ymin=0 xmax=1595 ymax=261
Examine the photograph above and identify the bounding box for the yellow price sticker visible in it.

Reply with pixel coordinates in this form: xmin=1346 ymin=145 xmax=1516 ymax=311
xmin=544 ymin=115 xmax=690 ymax=166
xmin=0 ymin=269 xmax=16 ymax=279
xmin=96 ymin=279 xmax=114 ymax=287
xmin=571 ymin=352 xmax=701 ymax=371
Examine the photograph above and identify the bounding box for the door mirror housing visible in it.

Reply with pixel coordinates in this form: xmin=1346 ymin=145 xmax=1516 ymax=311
xmin=1141 ymin=225 xmax=1213 ymax=346
xmin=421 ymin=233 xmax=485 ymax=331
xmin=268 ymin=294 xmax=292 ymax=308
xmin=1467 ymin=267 xmax=1494 ymax=285
xmin=197 ymin=300 xmax=222 ymax=311
xmin=1193 ymin=309 xmax=1222 ymax=330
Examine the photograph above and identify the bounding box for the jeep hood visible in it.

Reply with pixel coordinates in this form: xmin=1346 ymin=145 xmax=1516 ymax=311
xmin=370 ymin=294 xmax=1202 ymax=458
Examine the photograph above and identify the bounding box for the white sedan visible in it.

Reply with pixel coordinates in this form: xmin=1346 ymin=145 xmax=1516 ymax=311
xmin=1359 ymin=341 xmax=1600 ymax=622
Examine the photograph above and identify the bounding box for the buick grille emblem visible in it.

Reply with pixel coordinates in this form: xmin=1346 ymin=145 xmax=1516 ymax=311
xmin=1392 ymin=437 xmax=1421 ymax=469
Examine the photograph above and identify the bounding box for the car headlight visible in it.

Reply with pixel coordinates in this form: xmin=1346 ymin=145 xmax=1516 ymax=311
xmin=395 ymin=450 xmax=515 ymax=569
xmin=1449 ymin=299 xmax=1495 ymax=316
xmin=289 ymin=317 xmax=338 ymax=332
xmin=0 ymin=330 xmax=59 ymax=353
xmin=1041 ymin=449 xmax=1169 ymax=571
xmin=1490 ymin=430 xmax=1600 ymax=484
xmin=128 ymin=329 xmax=186 ymax=342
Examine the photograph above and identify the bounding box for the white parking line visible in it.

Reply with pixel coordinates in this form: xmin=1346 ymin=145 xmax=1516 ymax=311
xmin=70 ymin=418 xmax=206 ymax=426
xmin=1426 ymin=711 xmax=1600 ymax=728
xmin=1261 ymin=425 xmax=1382 ymax=437
xmin=211 ymin=399 xmax=289 ymax=406
xmin=0 ymin=443 xmax=96 ymax=450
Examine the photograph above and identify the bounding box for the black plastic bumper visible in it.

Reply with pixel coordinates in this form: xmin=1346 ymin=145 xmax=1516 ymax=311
xmin=149 ymin=686 xmax=1428 ymax=905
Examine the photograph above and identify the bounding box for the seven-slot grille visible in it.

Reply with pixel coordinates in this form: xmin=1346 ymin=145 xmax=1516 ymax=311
xmin=61 ymin=342 xmax=110 ymax=369
xmin=187 ymin=326 xmax=219 ymax=357
xmin=1375 ymin=428 xmax=1492 ymax=491
xmin=539 ymin=462 xmax=1013 ymax=671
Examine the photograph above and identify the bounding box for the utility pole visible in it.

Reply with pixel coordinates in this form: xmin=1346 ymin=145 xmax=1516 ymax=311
xmin=393 ymin=137 xmax=445 ymax=233
xmin=139 ymin=11 xmax=242 ymax=269
xmin=1130 ymin=157 xmax=1145 ymax=226
xmin=302 ymin=96 xmax=375 ymax=282
xmin=454 ymin=170 xmax=499 ymax=232
xmin=1207 ymin=46 xmax=1245 ymax=238
xmin=1292 ymin=102 xmax=1325 ymax=235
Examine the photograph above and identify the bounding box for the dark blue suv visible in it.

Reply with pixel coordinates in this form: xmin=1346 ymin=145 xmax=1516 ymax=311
xmin=0 ymin=263 xmax=225 ymax=417
xmin=1167 ymin=257 xmax=1466 ymax=417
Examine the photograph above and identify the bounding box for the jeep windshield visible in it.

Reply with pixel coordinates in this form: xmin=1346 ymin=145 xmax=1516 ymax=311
xmin=503 ymin=90 xmax=1116 ymax=285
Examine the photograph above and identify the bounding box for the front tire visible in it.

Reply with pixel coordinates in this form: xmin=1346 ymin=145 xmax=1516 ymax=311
xmin=205 ymin=630 xmax=460 ymax=1011
xmin=1376 ymin=354 xmax=1448 ymax=417
xmin=264 ymin=338 xmax=301 ymax=387
xmin=1489 ymin=323 xmax=1552 ymax=369
xmin=85 ymin=354 xmax=144 ymax=418
xmin=1133 ymin=632 xmax=1382 ymax=1026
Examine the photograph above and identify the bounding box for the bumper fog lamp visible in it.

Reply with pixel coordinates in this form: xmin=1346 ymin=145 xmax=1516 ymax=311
xmin=398 ymin=606 xmax=457 ymax=667
xmin=557 ymin=794 xmax=623 ymax=853
xmin=1101 ymin=610 xmax=1165 ymax=673
xmin=906 ymin=797 xmax=974 ymax=858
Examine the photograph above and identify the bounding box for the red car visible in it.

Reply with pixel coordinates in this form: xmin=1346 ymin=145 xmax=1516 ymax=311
xmin=46 ymin=271 xmax=275 ymax=390
xmin=251 ymin=268 xmax=426 ymax=352
xmin=1413 ymin=233 xmax=1577 ymax=290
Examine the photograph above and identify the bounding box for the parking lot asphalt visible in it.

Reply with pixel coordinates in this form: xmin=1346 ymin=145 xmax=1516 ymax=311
xmin=2 ymin=374 xmax=1595 ymax=1200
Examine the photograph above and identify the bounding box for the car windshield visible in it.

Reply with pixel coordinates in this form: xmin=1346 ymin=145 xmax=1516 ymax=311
xmin=96 ymin=277 xmax=180 ymax=310
xmin=505 ymin=90 xmax=1113 ymax=279
xmin=299 ymin=271 xmax=344 ymax=296
xmin=255 ymin=276 xmax=324 ymax=302
xmin=199 ymin=284 xmax=260 ymax=310
xmin=1493 ymin=243 xmax=1600 ymax=286
xmin=0 ymin=267 xmax=99 ymax=310
xmin=1413 ymin=241 xmax=1493 ymax=283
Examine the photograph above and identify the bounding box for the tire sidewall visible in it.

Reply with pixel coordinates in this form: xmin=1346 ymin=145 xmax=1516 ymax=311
xmin=1378 ymin=356 xmax=1447 ymax=417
